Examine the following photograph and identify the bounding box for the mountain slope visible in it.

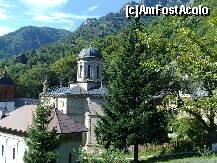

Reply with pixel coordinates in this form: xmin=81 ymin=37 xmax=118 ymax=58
xmin=0 ymin=26 xmax=71 ymax=58
xmin=17 ymin=2 xmax=149 ymax=65
xmin=1 ymin=0 xmax=194 ymax=66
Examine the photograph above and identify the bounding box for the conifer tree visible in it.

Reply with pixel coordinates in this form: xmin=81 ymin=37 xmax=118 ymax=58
xmin=24 ymin=104 xmax=60 ymax=163
xmin=95 ymin=20 xmax=168 ymax=162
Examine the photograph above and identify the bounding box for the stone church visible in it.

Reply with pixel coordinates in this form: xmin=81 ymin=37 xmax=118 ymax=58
xmin=40 ymin=47 xmax=107 ymax=150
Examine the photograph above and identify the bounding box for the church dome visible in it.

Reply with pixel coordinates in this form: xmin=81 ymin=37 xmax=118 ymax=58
xmin=0 ymin=75 xmax=14 ymax=85
xmin=79 ymin=47 xmax=102 ymax=59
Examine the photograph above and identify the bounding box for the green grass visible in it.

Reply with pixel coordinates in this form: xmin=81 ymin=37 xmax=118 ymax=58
xmin=125 ymin=151 xmax=217 ymax=163
xmin=157 ymin=156 xmax=217 ymax=163
xmin=136 ymin=153 xmax=217 ymax=163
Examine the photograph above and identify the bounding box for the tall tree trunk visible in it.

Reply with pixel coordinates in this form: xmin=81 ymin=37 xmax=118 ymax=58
xmin=134 ymin=144 xmax=139 ymax=163
xmin=208 ymin=111 xmax=217 ymax=146
xmin=208 ymin=127 xmax=217 ymax=146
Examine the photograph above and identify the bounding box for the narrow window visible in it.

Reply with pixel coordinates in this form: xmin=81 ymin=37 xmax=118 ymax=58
xmin=79 ymin=65 xmax=82 ymax=78
xmin=96 ymin=66 xmax=99 ymax=79
xmin=13 ymin=148 xmax=15 ymax=160
xmin=4 ymin=90 xmax=7 ymax=98
xmin=87 ymin=65 xmax=91 ymax=78
xmin=1 ymin=145 xmax=4 ymax=156
xmin=68 ymin=153 xmax=72 ymax=163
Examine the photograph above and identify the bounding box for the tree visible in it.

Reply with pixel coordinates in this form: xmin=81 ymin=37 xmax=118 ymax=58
xmin=180 ymin=21 xmax=216 ymax=148
xmin=171 ymin=1 xmax=217 ymax=145
xmin=50 ymin=54 xmax=77 ymax=86
xmin=95 ymin=20 xmax=168 ymax=162
xmin=170 ymin=116 xmax=208 ymax=147
xmin=24 ymin=104 xmax=60 ymax=163
xmin=16 ymin=65 xmax=58 ymax=98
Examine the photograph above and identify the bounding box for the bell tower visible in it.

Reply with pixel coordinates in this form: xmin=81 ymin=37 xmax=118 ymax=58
xmin=69 ymin=47 xmax=103 ymax=91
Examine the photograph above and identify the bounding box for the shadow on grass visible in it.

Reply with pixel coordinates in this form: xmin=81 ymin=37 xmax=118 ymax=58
xmin=138 ymin=152 xmax=200 ymax=163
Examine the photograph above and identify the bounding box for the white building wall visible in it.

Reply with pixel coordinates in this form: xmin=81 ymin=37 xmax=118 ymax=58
xmin=56 ymin=136 xmax=82 ymax=163
xmin=0 ymin=132 xmax=25 ymax=163
xmin=77 ymin=60 xmax=103 ymax=83
xmin=57 ymin=98 xmax=68 ymax=114
xmin=85 ymin=97 xmax=105 ymax=147
xmin=87 ymin=98 xmax=104 ymax=116
xmin=0 ymin=132 xmax=83 ymax=163
xmin=66 ymin=98 xmax=88 ymax=124
xmin=54 ymin=96 xmax=105 ymax=147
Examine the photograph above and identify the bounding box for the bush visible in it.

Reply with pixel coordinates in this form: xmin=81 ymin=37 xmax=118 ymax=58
xmin=79 ymin=147 xmax=129 ymax=163
xmin=170 ymin=116 xmax=208 ymax=148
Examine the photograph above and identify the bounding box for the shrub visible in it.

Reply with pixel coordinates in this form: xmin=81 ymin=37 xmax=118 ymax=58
xmin=79 ymin=147 xmax=130 ymax=163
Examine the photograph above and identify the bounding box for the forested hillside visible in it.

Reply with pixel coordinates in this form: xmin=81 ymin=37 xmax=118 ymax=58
xmin=0 ymin=0 xmax=211 ymax=98
xmin=0 ymin=26 xmax=71 ymax=58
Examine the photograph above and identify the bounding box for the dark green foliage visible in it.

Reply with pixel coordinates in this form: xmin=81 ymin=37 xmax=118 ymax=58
xmin=0 ymin=0 xmax=202 ymax=99
xmin=7 ymin=64 xmax=58 ymax=98
xmin=0 ymin=26 xmax=71 ymax=58
xmin=50 ymin=55 xmax=77 ymax=86
xmin=95 ymin=20 xmax=169 ymax=162
xmin=24 ymin=104 xmax=60 ymax=163
xmin=170 ymin=117 xmax=208 ymax=147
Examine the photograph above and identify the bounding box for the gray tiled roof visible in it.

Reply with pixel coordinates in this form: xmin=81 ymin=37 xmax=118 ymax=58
xmin=47 ymin=85 xmax=107 ymax=97
xmin=0 ymin=105 xmax=87 ymax=134
xmin=49 ymin=108 xmax=87 ymax=133
xmin=79 ymin=47 xmax=102 ymax=59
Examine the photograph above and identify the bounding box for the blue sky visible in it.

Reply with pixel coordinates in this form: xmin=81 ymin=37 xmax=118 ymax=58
xmin=0 ymin=0 xmax=134 ymax=36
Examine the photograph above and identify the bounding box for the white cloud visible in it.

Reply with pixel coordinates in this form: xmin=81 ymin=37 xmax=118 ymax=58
xmin=34 ymin=14 xmax=72 ymax=23
xmin=0 ymin=1 xmax=14 ymax=20
xmin=0 ymin=8 xmax=8 ymax=20
xmin=0 ymin=12 xmax=7 ymax=20
xmin=0 ymin=3 xmax=13 ymax=8
xmin=27 ymin=12 xmax=98 ymax=23
xmin=88 ymin=5 xmax=99 ymax=12
xmin=0 ymin=0 xmax=14 ymax=8
xmin=22 ymin=0 xmax=68 ymax=9
xmin=0 ymin=26 xmax=13 ymax=36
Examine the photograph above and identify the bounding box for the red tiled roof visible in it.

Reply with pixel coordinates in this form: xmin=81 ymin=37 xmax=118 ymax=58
xmin=0 ymin=105 xmax=87 ymax=134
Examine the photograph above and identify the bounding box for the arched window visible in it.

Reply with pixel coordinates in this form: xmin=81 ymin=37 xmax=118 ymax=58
xmin=13 ymin=148 xmax=15 ymax=160
xmin=87 ymin=65 xmax=91 ymax=78
xmin=96 ymin=66 xmax=99 ymax=79
xmin=79 ymin=65 xmax=82 ymax=78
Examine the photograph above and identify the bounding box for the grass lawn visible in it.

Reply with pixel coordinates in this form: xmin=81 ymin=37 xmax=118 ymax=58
xmin=156 ymin=155 xmax=217 ymax=163
xmin=141 ymin=154 xmax=217 ymax=163
xmin=81 ymin=148 xmax=217 ymax=162
xmin=125 ymin=151 xmax=217 ymax=163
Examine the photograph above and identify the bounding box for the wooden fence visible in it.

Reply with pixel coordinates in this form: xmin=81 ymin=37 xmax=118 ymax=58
xmin=128 ymin=140 xmax=207 ymax=153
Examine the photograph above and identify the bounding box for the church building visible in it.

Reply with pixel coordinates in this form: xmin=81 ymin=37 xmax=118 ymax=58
xmin=0 ymin=105 xmax=87 ymax=163
xmin=40 ymin=47 xmax=107 ymax=151
xmin=0 ymin=71 xmax=16 ymax=114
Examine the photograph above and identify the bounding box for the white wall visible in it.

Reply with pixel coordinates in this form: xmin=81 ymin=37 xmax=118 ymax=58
xmin=0 ymin=132 xmax=26 ymax=163
xmin=57 ymin=98 xmax=68 ymax=114
xmin=41 ymin=91 xmax=106 ymax=151
xmin=77 ymin=60 xmax=103 ymax=83
xmin=87 ymin=98 xmax=104 ymax=116
xmin=65 ymin=97 xmax=88 ymax=125
xmin=56 ymin=135 xmax=83 ymax=163
xmin=0 ymin=132 xmax=83 ymax=163
xmin=55 ymin=96 xmax=104 ymax=146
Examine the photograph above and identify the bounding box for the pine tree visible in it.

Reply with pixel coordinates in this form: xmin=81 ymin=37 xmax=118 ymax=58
xmin=24 ymin=104 xmax=60 ymax=163
xmin=95 ymin=20 xmax=168 ymax=162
